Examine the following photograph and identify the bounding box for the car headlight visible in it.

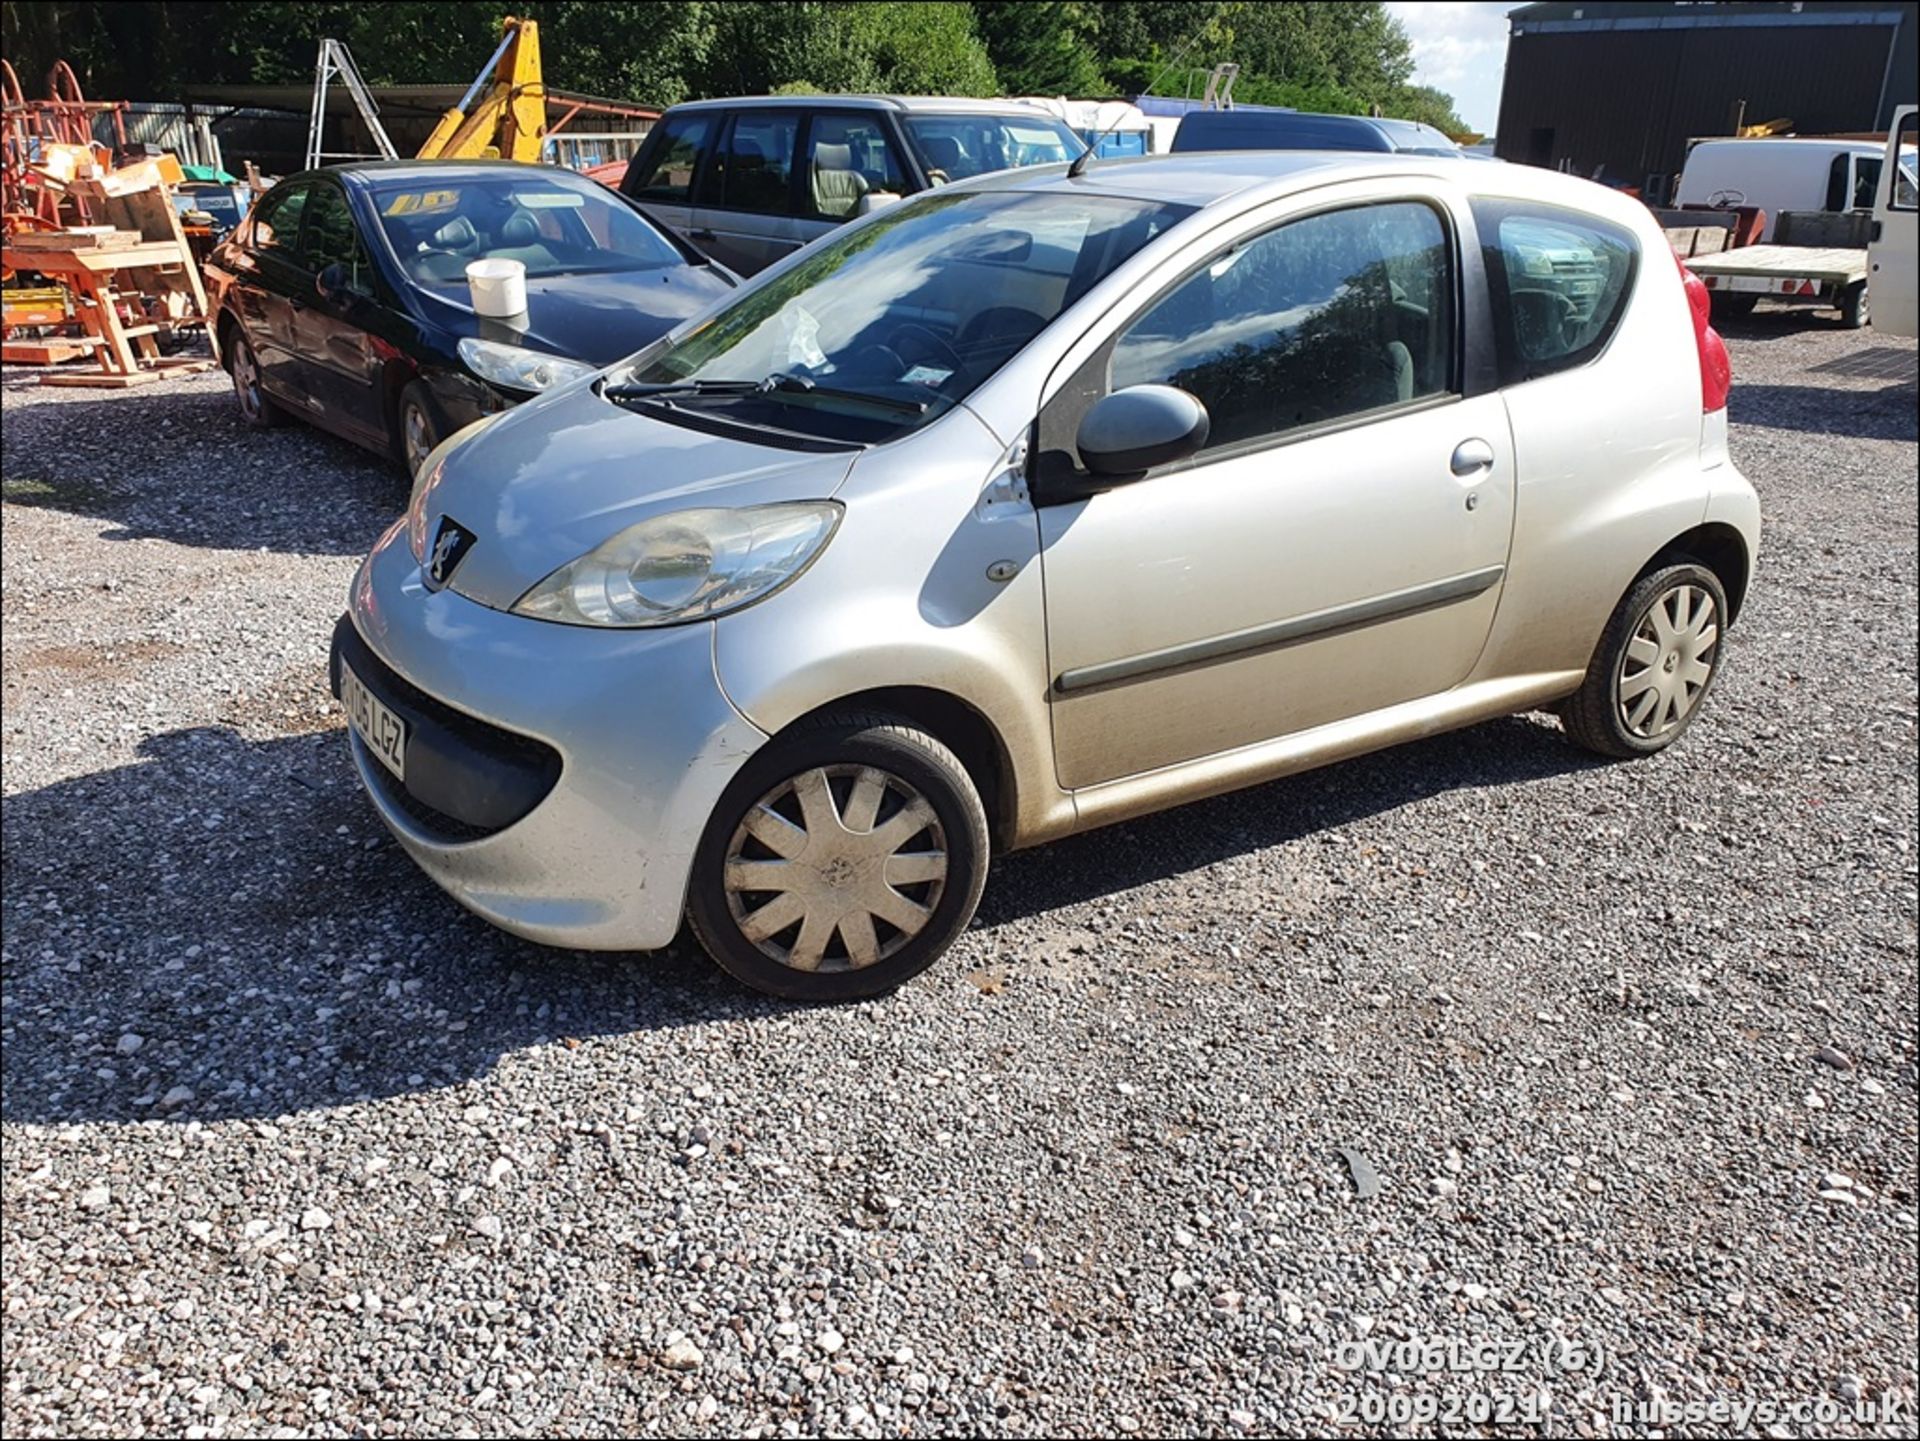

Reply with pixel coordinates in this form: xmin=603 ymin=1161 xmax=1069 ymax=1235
xmin=513 ymin=502 xmax=842 ymax=627
xmin=457 ymin=336 xmax=596 ymax=393
xmin=406 ymin=414 xmax=501 ymax=561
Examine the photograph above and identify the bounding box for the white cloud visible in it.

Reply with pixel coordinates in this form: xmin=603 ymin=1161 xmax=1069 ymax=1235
xmin=1386 ymin=1 xmax=1513 ymax=135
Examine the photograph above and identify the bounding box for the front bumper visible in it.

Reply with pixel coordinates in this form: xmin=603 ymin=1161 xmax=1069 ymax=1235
xmin=336 ymin=521 xmax=768 ymax=950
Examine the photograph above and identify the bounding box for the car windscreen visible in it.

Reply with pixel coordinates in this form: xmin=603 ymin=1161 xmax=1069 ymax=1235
xmin=616 ymin=189 xmax=1191 ymax=444
xmin=367 ymin=174 xmax=684 ymax=288
xmin=902 ymin=114 xmax=1085 ymax=182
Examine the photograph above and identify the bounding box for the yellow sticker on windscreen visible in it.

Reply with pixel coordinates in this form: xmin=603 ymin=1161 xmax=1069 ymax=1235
xmin=382 ymin=189 xmax=460 ymax=217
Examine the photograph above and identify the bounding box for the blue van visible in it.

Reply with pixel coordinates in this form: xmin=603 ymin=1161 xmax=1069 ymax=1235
xmin=1171 ymin=109 xmax=1461 ymax=157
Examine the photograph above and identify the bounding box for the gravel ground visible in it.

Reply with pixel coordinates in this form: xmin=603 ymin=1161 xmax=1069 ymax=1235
xmin=3 ymin=311 xmax=1915 ymax=1439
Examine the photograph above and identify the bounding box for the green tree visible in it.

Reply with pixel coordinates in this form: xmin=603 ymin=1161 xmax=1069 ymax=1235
xmin=974 ymin=1 xmax=1105 ymax=97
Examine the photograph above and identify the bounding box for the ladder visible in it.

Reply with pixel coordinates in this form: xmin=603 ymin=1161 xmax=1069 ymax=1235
xmin=305 ymin=39 xmax=398 ymax=170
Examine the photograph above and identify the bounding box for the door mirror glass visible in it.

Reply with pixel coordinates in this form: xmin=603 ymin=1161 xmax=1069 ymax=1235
xmin=315 ymin=263 xmax=363 ymax=305
xmin=1077 ymin=385 xmax=1210 ymax=479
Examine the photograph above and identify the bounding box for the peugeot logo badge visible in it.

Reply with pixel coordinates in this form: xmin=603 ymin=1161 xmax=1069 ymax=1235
xmin=425 ymin=516 xmax=477 ymax=588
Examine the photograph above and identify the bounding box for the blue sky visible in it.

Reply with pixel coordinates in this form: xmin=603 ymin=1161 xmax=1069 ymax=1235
xmin=1387 ymin=1 xmax=1515 ymax=135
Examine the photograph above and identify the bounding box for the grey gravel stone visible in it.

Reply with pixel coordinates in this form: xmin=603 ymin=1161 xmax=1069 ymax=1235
xmin=3 ymin=320 xmax=1916 ymax=1437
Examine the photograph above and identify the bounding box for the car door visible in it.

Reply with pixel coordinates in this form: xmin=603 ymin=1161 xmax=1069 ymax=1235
xmin=1870 ymin=106 xmax=1917 ymax=337
xmin=621 ymin=110 xmax=717 ymax=247
xmin=229 ymin=180 xmax=312 ymax=404
xmin=1035 ymin=189 xmax=1514 ymax=790
xmin=289 ymin=179 xmax=390 ymax=446
xmin=691 ymin=109 xmax=806 ymax=275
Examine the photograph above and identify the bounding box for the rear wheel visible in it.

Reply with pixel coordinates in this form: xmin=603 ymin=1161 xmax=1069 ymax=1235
xmin=227 ymin=332 xmax=284 ymax=428
xmin=687 ymin=713 xmax=989 ymax=1001
xmin=1561 ymin=563 xmax=1728 ymax=759
xmin=1839 ymin=281 xmax=1869 ymax=330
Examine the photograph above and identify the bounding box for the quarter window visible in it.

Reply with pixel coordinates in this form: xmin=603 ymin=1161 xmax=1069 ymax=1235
xmin=250 ymin=183 xmax=309 ymax=258
xmin=707 ymin=112 xmax=799 ymax=215
xmin=624 ymin=114 xmax=712 ymax=204
xmin=1473 ymin=200 xmax=1637 ymax=383
xmin=1110 ymin=201 xmax=1456 ymax=454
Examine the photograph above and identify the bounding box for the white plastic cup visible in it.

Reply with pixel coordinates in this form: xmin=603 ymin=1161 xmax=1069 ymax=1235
xmin=465 ymin=257 xmax=527 ymax=318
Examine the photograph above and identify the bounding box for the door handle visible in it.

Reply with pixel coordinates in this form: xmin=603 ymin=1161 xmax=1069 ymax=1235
xmin=690 ymin=228 xmax=716 ymax=240
xmin=1450 ymin=438 xmax=1495 ymax=476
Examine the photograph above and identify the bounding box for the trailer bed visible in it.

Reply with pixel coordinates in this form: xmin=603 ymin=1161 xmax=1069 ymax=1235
xmin=1685 ymin=245 xmax=1867 ymax=287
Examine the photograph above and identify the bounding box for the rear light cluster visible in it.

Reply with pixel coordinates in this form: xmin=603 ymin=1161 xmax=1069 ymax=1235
xmin=1675 ymin=250 xmax=1732 ymax=413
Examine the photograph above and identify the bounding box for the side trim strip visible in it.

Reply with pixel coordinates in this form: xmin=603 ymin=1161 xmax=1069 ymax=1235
xmin=1053 ymin=563 xmax=1507 ymax=695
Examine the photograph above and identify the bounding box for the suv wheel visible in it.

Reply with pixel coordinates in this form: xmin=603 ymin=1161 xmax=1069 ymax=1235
xmin=687 ymin=713 xmax=989 ymax=1001
xmin=1561 ymin=562 xmax=1729 ymax=758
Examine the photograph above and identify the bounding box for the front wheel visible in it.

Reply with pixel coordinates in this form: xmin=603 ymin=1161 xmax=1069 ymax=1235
xmin=687 ymin=713 xmax=989 ymax=1001
xmin=393 ymin=381 xmax=441 ymax=480
xmin=1561 ymin=563 xmax=1729 ymax=759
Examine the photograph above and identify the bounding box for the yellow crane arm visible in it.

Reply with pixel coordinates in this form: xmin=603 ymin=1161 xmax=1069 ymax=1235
xmin=418 ymin=17 xmax=546 ymax=163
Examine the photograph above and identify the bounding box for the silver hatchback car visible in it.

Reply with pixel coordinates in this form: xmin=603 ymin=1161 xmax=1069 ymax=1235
xmin=334 ymin=151 xmax=1757 ymax=1001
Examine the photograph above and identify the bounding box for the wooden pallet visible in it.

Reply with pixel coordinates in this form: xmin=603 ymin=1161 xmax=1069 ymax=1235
xmin=7 ymin=228 xmax=143 ymax=252
xmin=38 ymin=355 xmax=214 ymax=388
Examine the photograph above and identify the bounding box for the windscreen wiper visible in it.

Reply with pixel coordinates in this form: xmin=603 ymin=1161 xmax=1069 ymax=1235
xmin=757 ymin=372 xmax=930 ymax=416
xmin=601 ymin=377 xmax=762 ymax=402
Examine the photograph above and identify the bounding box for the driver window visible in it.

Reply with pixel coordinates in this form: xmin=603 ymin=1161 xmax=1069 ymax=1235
xmin=1110 ymin=200 xmax=1456 ymax=453
xmin=805 ymin=115 xmax=905 ymax=220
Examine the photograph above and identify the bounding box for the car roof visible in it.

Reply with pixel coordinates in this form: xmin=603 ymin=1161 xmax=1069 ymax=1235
xmin=1687 ymin=137 xmax=1884 ymax=154
xmin=309 ymin=159 xmax=589 ymax=186
xmin=955 ymin=150 xmax=1443 ymax=204
xmin=663 ymin=94 xmax=1058 ymax=117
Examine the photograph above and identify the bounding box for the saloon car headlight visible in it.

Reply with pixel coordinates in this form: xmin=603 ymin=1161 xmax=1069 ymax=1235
xmin=457 ymin=337 xmax=596 ymax=393
xmin=513 ymin=502 xmax=843 ymax=627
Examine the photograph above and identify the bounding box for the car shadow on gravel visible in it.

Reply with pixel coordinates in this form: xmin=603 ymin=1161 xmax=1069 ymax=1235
xmin=1727 ymin=380 xmax=1919 ymax=441
xmin=977 ymin=713 xmax=1603 ymax=924
xmin=0 ymin=381 xmax=403 ymax=556
xmin=1 ymin=726 xmax=778 ymax=1129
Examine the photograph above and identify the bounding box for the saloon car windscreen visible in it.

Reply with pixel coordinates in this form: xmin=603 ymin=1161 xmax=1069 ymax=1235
xmin=369 ymin=175 xmax=684 ymax=287
xmin=616 ymin=190 xmax=1191 ymax=443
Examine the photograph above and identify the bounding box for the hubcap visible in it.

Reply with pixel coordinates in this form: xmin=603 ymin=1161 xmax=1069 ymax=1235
xmin=1618 ymin=583 xmax=1718 ymax=739
xmin=233 ymin=346 xmax=261 ymax=418
xmin=403 ymin=403 xmax=434 ymax=476
xmin=723 ymin=764 xmax=947 ymax=973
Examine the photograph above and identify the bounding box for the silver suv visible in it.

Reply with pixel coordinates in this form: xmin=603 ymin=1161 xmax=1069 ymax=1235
xmin=337 ymin=151 xmax=1756 ymax=1001
xmin=618 ymin=95 xmax=1085 ymax=274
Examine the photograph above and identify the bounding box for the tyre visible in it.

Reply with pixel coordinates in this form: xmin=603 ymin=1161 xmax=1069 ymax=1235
xmin=1709 ymin=291 xmax=1758 ymax=323
xmin=394 ymin=380 xmax=441 ymax=480
xmin=1561 ymin=562 xmax=1729 ymax=759
xmin=687 ymin=712 xmax=990 ymax=1001
xmin=227 ymin=332 xmax=284 ymax=428
xmin=1839 ymin=281 xmax=1868 ymax=330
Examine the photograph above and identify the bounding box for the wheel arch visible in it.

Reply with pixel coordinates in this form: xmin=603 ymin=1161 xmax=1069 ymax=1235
xmin=768 ymin=685 xmax=1020 ymax=850
xmin=1647 ymin=522 xmax=1751 ymax=623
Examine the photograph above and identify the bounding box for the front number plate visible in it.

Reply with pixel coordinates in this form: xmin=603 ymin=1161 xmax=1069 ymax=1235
xmin=342 ymin=662 xmax=407 ymax=783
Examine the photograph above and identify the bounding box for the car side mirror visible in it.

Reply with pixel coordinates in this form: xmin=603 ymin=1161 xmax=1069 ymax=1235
xmin=856 ymin=191 xmax=901 ymax=216
xmin=316 ymin=263 xmax=364 ymax=306
xmin=1076 ymin=385 xmax=1211 ymax=481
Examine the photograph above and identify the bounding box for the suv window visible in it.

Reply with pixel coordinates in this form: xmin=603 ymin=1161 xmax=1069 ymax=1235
xmin=250 ymin=182 xmax=309 ymax=258
xmin=805 ymin=114 xmax=906 ymax=220
xmin=1473 ymin=199 xmax=1637 ymax=384
xmin=707 ymin=111 xmax=799 ymax=215
xmin=297 ymin=184 xmax=365 ymax=281
xmin=1110 ymin=200 xmax=1455 ymax=454
xmin=625 ymin=114 xmax=713 ymax=205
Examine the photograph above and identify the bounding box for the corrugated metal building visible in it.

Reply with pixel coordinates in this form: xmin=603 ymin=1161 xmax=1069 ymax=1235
xmin=1495 ymin=1 xmax=1918 ymax=200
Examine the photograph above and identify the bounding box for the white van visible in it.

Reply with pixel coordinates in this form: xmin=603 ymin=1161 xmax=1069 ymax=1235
xmin=1675 ymin=136 xmax=1915 ymax=241
xmin=1870 ymin=106 xmax=1918 ymax=336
